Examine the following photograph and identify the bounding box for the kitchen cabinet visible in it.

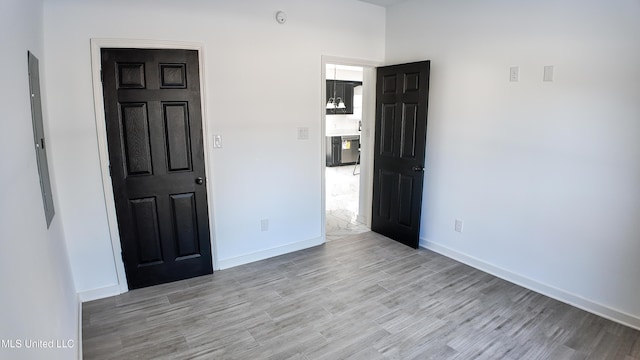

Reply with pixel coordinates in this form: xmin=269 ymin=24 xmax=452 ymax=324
xmin=326 ymin=80 xmax=362 ymax=115
xmin=326 ymin=136 xmax=342 ymax=166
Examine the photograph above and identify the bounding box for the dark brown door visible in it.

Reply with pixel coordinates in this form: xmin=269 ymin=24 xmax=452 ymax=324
xmin=371 ymin=61 xmax=430 ymax=249
xmin=101 ymin=48 xmax=212 ymax=289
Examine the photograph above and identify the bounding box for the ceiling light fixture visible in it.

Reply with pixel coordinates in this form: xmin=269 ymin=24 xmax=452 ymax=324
xmin=326 ymin=65 xmax=346 ymax=111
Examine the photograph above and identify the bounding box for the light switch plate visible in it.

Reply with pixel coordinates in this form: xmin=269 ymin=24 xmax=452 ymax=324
xmin=543 ymin=65 xmax=554 ymax=82
xmin=509 ymin=66 xmax=519 ymax=82
xmin=297 ymin=127 xmax=309 ymax=140
xmin=212 ymin=134 xmax=222 ymax=148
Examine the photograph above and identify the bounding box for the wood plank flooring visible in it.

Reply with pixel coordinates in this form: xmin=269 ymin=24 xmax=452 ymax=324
xmin=82 ymin=232 xmax=640 ymax=359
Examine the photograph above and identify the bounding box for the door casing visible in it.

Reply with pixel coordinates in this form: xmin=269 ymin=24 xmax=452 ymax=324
xmin=90 ymin=39 xmax=218 ymax=295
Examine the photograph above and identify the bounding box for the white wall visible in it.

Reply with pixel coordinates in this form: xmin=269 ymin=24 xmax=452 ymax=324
xmin=0 ymin=0 xmax=78 ymax=358
xmin=326 ymin=65 xmax=364 ymax=82
xmin=43 ymin=0 xmax=384 ymax=295
xmin=386 ymin=0 xmax=640 ymax=327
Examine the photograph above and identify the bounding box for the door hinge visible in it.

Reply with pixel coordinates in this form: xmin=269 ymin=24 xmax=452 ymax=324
xmin=121 ymin=252 xmax=125 ymax=261
xmin=108 ymin=165 xmax=112 ymax=176
xmin=100 ymin=69 xmax=103 ymax=83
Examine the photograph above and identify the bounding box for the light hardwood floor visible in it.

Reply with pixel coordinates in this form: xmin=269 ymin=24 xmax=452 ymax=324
xmin=83 ymin=232 xmax=640 ymax=359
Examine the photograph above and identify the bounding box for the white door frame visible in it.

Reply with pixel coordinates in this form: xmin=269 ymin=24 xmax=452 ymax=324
xmin=320 ymin=56 xmax=382 ymax=239
xmin=89 ymin=38 xmax=218 ymax=293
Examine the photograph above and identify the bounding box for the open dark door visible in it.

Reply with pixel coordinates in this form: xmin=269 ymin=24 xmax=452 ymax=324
xmin=101 ymin=49 xmax=213 ymax=289
xmin=371 ymin=61 xmax=430 ymax=249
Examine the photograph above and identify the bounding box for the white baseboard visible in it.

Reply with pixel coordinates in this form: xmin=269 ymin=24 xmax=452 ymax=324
xmin=77 ymin=238 xmax=325 ymax=301
xmin=218 ymin=236 xmax=324 ymax=270
xmin=420 ymin=238 xmax=640 ymax=331
xmin=78 ymin=284 xmax=123 ymax=303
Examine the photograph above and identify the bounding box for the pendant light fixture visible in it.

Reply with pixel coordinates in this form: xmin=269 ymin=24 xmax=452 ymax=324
xmin=326 ymin=65 xmax=346 ymax=111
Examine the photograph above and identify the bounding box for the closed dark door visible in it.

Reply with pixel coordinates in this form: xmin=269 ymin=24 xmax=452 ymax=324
xmin=101 ymin=48 xmax=213 ymax=289
xmin=371 ymin=61 xmax=430 ymax=249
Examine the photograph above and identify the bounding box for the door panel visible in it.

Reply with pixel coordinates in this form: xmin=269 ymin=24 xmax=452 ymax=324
xmin=398 ymin=174 xmax=415 ymax=227
xmin=371 ymin=61 xmax=430 ymax=249
xmin=102 ymin=48 xmax=212 ymax=289
xmin=400 ymin=103 xmax=418 ymax=159
xmin=170 ymin=192 xmax=200 ymax=259
xmin=404 ymin=72 xmax=421 ymax=92
xmin=378 ymin=170 xmax=397 ymax=220
xmin=382 ymin=74 xmax=397 ymax=94
xmin=121 ymin=103 xmax=153 ymax=175
xmin=164 ymin=102 xmax=192 ymax=172
xmin=130 ymin=197 xmax=163 ymax=265
xmin=160 ymin=64 xmax=187 ymax=88
xmin=380 ymin=104 xmax=396 ymax=156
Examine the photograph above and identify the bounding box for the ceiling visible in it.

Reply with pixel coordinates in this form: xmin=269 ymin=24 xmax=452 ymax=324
xmin=357 ymin=0 xmax=408 ymax=7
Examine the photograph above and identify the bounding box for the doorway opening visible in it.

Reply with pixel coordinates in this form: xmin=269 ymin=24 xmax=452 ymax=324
xmin=324 ymin=63 xmax=370 ymax=241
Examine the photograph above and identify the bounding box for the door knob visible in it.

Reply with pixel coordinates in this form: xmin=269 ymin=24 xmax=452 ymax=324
xmin=412 ymin=166 xmax=425 ymax=172
xmin=195 ymin=177 xmax=204 ymax=185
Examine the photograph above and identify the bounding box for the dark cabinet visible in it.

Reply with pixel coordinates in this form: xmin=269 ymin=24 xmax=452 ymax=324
xmin=326 ymin=136 xmax=342 ymax=166
xmin=326 ymin=80 xmax=362 ymax=115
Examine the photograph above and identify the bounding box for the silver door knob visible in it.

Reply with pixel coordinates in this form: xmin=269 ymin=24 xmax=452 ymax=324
xmin=195 ymin=177 xmax=204 ymax=185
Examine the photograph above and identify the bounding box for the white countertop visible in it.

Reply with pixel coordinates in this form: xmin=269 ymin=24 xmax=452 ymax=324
xmin=326 ymin=130 xmax=361 ymax=137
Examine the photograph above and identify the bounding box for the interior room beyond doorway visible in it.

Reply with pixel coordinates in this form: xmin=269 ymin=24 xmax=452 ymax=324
xmin=325 ymin=63 xmax=369 ymax=240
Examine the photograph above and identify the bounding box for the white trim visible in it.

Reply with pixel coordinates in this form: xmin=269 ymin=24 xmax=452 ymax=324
xmin=322 ymin=55 xmax=383 ymax=69
xmin=89 ymin=38 xmax=219 ymax=296
xmin=78 ymin=284 xmax=122 ymax=303
xmin=89 ymin=39 xmax=127 ymax=293
xmin=420 ymin=238 xmax=640 ymax=331
xmin=320 ymin=60 xmax=327 ymax=241
xmin=321 ymin=55 xmax=382 ymax=233
xmin=218 ymin=236 xmax=324 ymax=270
xmin=360 ymin=66 xmax=378 ymax=228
